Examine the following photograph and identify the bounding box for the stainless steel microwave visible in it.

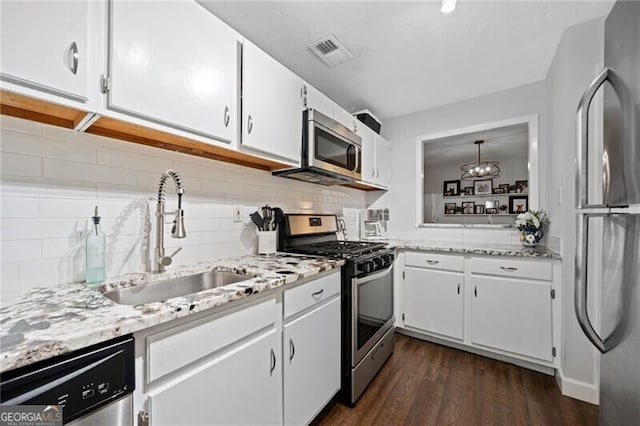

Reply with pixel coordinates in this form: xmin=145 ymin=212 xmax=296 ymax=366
xmin=273 ymin=109 xmax=362 ymax=185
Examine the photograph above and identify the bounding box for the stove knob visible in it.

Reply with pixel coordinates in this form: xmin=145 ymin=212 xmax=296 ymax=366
xmin=384 ymin=254 xmax=394 ymax=265
xmin=373 ymin=257 xmax=383 ymax=269
xmin=358 ymin=261 xmax=373 ymax=274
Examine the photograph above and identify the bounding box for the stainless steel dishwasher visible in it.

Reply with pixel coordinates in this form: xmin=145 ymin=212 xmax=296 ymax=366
xmin=0 ymin=335 xmax=135 ymax=425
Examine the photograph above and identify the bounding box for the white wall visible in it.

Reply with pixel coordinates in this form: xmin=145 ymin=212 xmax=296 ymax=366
xmin=0 ymin=116 xmax=366 ymax=305
xmin=373 ymin=81 xmax=546 ymax=244
xmin=544 ymin=17 xmax=605 ymax=399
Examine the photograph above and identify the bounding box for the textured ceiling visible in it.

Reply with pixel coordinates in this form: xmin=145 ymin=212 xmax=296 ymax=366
xmin=199 ymin=1 xmax=613 ymax=121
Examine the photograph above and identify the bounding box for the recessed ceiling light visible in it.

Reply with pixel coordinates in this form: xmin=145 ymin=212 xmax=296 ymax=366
xmin=441 ymin=0 xmax=457 ymax=14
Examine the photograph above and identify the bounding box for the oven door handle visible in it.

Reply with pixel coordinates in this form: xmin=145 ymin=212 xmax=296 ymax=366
xmin=354 ymin=265 xmax=393 ymax=285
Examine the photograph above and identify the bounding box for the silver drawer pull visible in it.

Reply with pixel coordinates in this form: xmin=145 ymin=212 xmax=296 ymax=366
xmin=311 ymin=288 xmax=324 ymax=299
xmin=426 ymin=260 xmax=439 ymax=265
xmin=457 ymin=283 xmax=460 ymax=295
xmin=500 ymin=266 xmax=518 ymax=272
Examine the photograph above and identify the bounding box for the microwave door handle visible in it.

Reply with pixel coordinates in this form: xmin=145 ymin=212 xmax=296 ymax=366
xmin=352 ymin=145 xmax=360 ymax=173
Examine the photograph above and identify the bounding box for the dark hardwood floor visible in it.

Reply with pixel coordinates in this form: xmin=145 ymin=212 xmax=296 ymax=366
xmin=317 ymin=334 xmax=598 ymax=426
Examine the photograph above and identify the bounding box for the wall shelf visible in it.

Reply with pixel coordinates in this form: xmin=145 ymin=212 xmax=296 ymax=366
xmin=443 ymin=192 xmax=528 ymax=200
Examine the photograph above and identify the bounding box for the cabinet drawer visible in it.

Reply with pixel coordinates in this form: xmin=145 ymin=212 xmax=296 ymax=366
xmin=468 ymin=257 xmax=552 ymax=281
xmin=405 ymin=252 xmax=463 ymax=272
xmin=147 ymin=298 xmax=277 ymax=383
xmin=284 ymin=272 xmax=340 ymax=319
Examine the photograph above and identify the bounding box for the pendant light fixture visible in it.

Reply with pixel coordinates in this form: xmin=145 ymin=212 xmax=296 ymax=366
xmin=460 ymin=140 xmax=501 ymax=180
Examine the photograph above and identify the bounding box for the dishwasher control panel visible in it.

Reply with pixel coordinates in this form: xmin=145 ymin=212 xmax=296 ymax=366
xmin=0 ymin=335 xmax=135 ymax=424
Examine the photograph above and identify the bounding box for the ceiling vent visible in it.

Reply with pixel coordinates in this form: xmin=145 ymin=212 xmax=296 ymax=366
xmin=308 ymin=34 xmax=353 ymax=67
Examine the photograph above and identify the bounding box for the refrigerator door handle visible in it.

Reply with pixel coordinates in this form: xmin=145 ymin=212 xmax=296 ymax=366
xmin=576 ymin=67 xmax=629 ymax=209
xmin=575 ymin=213 xmax=620 ymax=353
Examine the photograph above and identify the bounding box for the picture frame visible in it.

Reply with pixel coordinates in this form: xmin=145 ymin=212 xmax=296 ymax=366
xmin=474 ymin=205 xmax=485 ymax=214
xmin=515 ymin=180 xmax=528 ymax=193
xmin=443 ymin=180 xmax=461 ymax=197
xmin=499 ymin=184 xmax=510 ymax=192
xmin=486 ymin=208 xmax=498 ymax=214
xmin=473 ymin=179 xmax=493 ymax=196
xmin=509 ymin=195 xmax=529 ymax=214
xmin=493 ymin=187 xmax=505 ymax=194
xmin=462 ymin=201 xmax=475 ymax=214
xmin=463 ymin=186 xmax=474 ymax=196
xmin=444 ymin=203 xmax=456 ymax=214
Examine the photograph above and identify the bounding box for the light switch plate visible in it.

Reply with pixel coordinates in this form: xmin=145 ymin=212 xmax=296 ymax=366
xmin=233 ymin=205 xmax=242 ymax=222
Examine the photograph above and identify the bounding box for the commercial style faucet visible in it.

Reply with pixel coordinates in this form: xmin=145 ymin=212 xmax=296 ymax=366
xmin=155 ymin=169 xmax=186 ymax=272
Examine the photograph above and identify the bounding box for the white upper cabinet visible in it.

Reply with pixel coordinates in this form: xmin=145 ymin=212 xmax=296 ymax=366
xmin=305 ymin=84 xmax=334 ymax=119
xmin=241 ymin=39 xmax=303 ymax=165
xmin=356 ymin=123 xmax=390 ymax=189
xmin=107 ymin=0 xmax=237 ymax=143
xmin=358 ymin=123 xmax=377 ymax=184
xmin=334 ymin=105 xmax=356 ymax=132
xmin=0 ymin=1 xmax=90 ymax=103
xmin=375 ymin=135 xmax=392 ymax=189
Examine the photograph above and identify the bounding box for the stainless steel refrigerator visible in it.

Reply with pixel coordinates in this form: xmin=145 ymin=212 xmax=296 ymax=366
xmin=575 ymin=1 xmax=640 ymax=424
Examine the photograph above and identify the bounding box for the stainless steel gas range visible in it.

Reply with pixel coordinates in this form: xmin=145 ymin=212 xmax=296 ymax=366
xmin=279 ymin=214 xmax=395 ymax=406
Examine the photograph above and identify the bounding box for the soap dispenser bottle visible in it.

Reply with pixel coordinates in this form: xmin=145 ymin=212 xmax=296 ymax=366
xmin=86 ymin=205 xmax=106 ymax=285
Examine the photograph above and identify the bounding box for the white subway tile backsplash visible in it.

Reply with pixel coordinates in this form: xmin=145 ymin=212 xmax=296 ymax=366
xmin=0 ymin=116 xmax=367 ymax=303
xmin=2 ymin=240 xmax=41 ymax=262
xmin=1 ymin=152 xmax=42 ymax=178
xmin=1 ymin=197 xmax=39 ymax=218
xmin=44 ymin=158 xmax=139 ymax=185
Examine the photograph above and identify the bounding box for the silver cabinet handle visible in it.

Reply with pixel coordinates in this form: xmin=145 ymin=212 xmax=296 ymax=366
xmin=311 ymin=288 xmax=324 ymax=299
xmin=457 ymin=283 xmax=460 ymax=295
xmin=68 ymin=41 xmax=79 ymax=75
xmin=426 ymin=260 xmax=439 ymax=265
xmin=372 ymin=169 xmax=375 ymax=177
xmin=224 ymin=106 xmax=230 ymax=127
xmin=376 ymin=168 xmax=379 ymax=178
xmin=474 ymin=286 xmax=477 ymax=298
xmin=247 ymin=115 xmax=253 ymax=134
xmin=270 ymin=348 xmax=276 ymax=375
xmin=289 ymin=338 xmax=295 ymax=362
xmin=500 ymin=266 xmax=517 ymax=272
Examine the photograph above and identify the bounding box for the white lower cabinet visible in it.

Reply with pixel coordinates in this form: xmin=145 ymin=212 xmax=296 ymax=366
xmin=284 ymin=297 xmax=341 ymax=426
xmin=148 ymin=329 xmax=282 ymax=426
xmin=135 ymin=271 xmax=341 ymax=426
xmin=470 ymin=275 xmax=553 ymax=361
xmin=400 ymin=252 xmax=558 ymax=368
xmin=404 ymin=267 xmax=463 ymax=340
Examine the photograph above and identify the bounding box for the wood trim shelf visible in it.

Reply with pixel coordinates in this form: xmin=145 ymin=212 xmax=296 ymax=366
xmin=0 ymin=90 xmax=292 ymax=172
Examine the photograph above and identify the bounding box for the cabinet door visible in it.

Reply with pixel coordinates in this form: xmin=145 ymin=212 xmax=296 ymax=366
xmin=375 ymin=135 xmax=392 ymax=189
xmin=284 ymin=297 xmax=341 ymax=426
xmin=404 ymin=267 xmax=463 ymax=340
xmin=333 ymin=105 xmax=355 ymax=131
xmin=357 ymin=123 xmax=377 ymax=184
xmin=305 ymin=84 xmax=334 ymax=119
xmin=108 ymin=1 xmax=237 ymax=143
xmin=242 ymin=40 xmax=303 ymax=164
xmin=470 ymin=276 xmax=553 ymax=361
xmin=148 ymin=329 xmax=282 ymax=426
xmin=1 ymin=1 xmax=88 ymax=101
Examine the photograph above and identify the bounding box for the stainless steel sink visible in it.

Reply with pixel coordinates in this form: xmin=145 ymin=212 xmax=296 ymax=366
xmin=102 ymin=271 xmax=252 ymax=305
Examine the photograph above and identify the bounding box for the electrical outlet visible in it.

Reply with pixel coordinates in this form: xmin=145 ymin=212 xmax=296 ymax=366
xmin=233 ymin=205 xmax=242 ymax=222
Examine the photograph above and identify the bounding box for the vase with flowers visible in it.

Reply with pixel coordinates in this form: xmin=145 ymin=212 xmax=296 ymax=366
xmin=515 ymin=209 xmax=549 ymax=248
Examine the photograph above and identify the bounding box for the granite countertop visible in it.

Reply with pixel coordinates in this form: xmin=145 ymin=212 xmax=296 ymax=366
xmin=0 ymin=254 xmax=343 ymax=373
xmin=389 ymin=239 xmax=561 ymax=259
